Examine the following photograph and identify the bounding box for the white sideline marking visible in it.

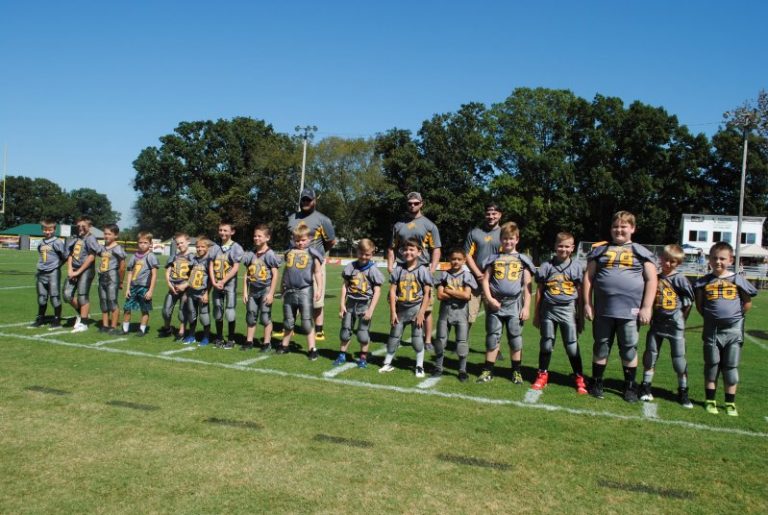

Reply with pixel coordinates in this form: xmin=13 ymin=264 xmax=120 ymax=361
xmin=0 ymin=285 xmax=34 ymax=290
xmin=416 ymin=376 xmax=442 ymax=389
xmin=93 ymin=338 xmax=128 ymax=347
xmin=160 ymin=347 xmax=196 ymax=356
xmin=643 ymin=403 xmax=659 ymax=419
xmin=46 ymin=330 xmax=70 ymax=336
xmin=4 ymin=331 xmax=768 ymax=439
xmin=371 ymin=347 xmax=388 ymax=356
xmin=234 ymin=356 xmax=270 ymax=366
xmin=524 ymin=389 xmax=543 ymax=404
xmin=323 ymin=362 xmax=357 ymax=378
xmin=1 ymin=322 xmax=35 ymax=328
xmin=745 ymin=333 xmax=768 ymax=351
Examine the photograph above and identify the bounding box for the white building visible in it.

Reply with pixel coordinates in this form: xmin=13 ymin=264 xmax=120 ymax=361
xmin=680 ymin=213 xmax=765 ymax=254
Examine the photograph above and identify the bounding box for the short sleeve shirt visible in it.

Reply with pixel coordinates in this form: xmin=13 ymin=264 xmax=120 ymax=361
xmin=209 ymin=242 xmax=245 ymax=283
xmin=37 ymin=238 xmax=68 ymax=272
xmin=98 ymin=244 xmax=127 ymax=274
xmin=166 ymin=251 xmax=194 ymax=285
xmin=536 ymin=258 xmax=583 ymax=305
xmin=287 ymin=210 xmax=336 ymax=253
xmin=188 ymin=254 xmax=211 ymax=292
xmin=390 ymin=216 xmax=442 ymax=267
xmin=694 ymin=273 xmax=758 ymax=324
xmin=390 ymin=264 xmax=434 ymax=308
xmin=481 ymin=252 xmax=535 ymax=299
xmin=127 ymin=252 xmax=159 ymax=288
xmin=587 ymin=242 xmax=657 ymax=319
xmin=67 ymin=234 xmax=101 ymax=269
xmin=438 ymin=269 xmax=478 ymax=308
xmin=242 ymin=249 xmax=282 ymax=290
xmin=342 ymin=261 xmax=385 ymax=301
xmin=283 ymin=247 xmax=325 ymax=290
xmin=464 ymin=226 xmax=501 ymax=269
xmin=653 ymin=272 xmax=694 ymax=319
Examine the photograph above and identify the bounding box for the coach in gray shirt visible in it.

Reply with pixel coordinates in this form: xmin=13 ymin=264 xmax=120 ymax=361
xmin=464 ymin=202 xmax=502 ymax=326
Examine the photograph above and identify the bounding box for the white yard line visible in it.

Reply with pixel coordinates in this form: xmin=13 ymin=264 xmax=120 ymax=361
xmin=92 ymin=338 xmax=128 ymax=347
xmin=745 ymin=333 xmax=768 ymax=351
xmin=45 ymin=330 xmax=71 ymax=337
xmin=159 ymin=347 xmax=196 ymax=356
xmin=523 ymin=389 xmax=543 ymax=404
xmin=0 ymin=285 xmax=34 ymax=290
xmin=416 ymin=376 xmax=442 ymax=389
xmin=323 ymin=362 xmax=357 ymax=378
xmin=371 ymin=347 xmax=388 ymax=356
xmin=4 ymin=331 xmax=768 ymax=439
xmin=1 ymin=322 xmax=35 ymax=329
xmin=234 ymin=356 xmax=271 ymax=366
xmin=643 ymin=403 xmax=659 ymax=419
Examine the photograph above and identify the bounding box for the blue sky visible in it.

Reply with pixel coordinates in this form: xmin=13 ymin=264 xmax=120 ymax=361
xmin=2 ymin=0 xmax=766 ymax=225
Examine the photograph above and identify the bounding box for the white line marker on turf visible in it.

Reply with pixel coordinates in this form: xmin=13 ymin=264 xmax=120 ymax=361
xmin=1 ymin=322 xmax=36 ymax=329
xmin=371 ymin=347 xmax=388 ymax=356
xmin=745 ymin=333 xmax=768 ymax=351
xmin=46 ymin=330 xmax=70 ymax=337
xmin=524 ymin=389 xmax=543 ymax=404
xmin=160 ymin=347 xmax=196 ymax=356
xmin=93 ymin=338 xmax=128 ymax=347
xmin=234 ymin=356 xmax=270 ymax=366
xmin=323 ymin=362 xmax=357 ymax=378
xmin=416 ymin=376 xmax=442 ymax=389
xmin=0 ymin=285 xmax=34 ymax=290
xmin=6 ymin=331 xmax=768 ymax=440
xmin=643 ymin=403 xmax=659 ymax=419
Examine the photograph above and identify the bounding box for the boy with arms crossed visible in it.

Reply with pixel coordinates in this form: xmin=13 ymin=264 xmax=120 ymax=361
xmin=97 ymin=224 xmax=126 ymax=334
xmin=160 ymin=233 xmax=193 ymax=340
xmin=185 ymin=237 xmax=213 ymax=346
xmin=583 ymin=211 xmax=657 ymax=402
xmin=694 ymin=242 xmax=757 ymax=416
xmin=122 ymin=232 xmax=159 ymax=336
xmin=32 ymin=219 xmax=67 ymax=328
xmin=380 ymin=237 xmax=434 ymax=377
xmin=639 ymin=244 xmax=695 ymax=407
xmin=64 ymin=216 xmax=101 ymax=333
xmin=241 ymin=225 xmax=281 ymax=351
xmin=209 ymin=222 xmax=244 ymax=349
xmin=532 ymin=232 xmax=587 ymax=394
xmin=278 ymin=222 xmax=324 ymax=360
xmin=334 ymin=238 xmax=384 ymax=369
xmin=477 ymin=222 xmax=535 ymax=384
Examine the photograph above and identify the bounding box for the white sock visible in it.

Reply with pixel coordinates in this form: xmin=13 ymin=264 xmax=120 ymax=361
xmin=384 ymin=353 xmax=395 ymax=365
xmin=123 ymin=322 xmax=130 ymax=332
xmin=416 ymin=350 xmax=425 ymax=368
xmin=76 ymin=316 xmax=82 ymax=325
xmin=140 ymin=324 xmax=147 ymax=333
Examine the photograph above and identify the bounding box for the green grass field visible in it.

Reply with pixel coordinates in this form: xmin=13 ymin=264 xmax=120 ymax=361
xmin=1 ymin=248 xmax=767 ymax=513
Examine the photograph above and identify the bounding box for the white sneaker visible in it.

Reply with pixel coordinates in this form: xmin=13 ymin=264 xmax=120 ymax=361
xmin=415 ymin=366 xmax=425 ymax=378
xmin=71 ymin=323 xmax=88 ymax=333
xmin=378 ymin=364 xmax=396 ymax=374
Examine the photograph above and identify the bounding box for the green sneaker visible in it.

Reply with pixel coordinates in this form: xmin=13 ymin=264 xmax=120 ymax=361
xmin=705 ymin=400 xmax=718 ymax=415
xmin=724 ymin=402 xmax=738 ymax=417
xmin=512 ymin=370 xmax=523 ymax=385
xmin=476 ymin=370 xmax=494 ymax=383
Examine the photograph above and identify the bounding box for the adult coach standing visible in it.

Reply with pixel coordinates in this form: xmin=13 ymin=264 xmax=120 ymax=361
xmin=464 ymin=202 xmax=502 ymax=327
xmin=387 ymin=192 xmax=441 ymax=348
xmin=286 ymin=188 xmax=336 ymax=340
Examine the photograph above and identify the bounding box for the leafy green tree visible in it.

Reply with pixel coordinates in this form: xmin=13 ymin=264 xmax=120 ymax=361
xmin=1 ymin=176 xmax=73 ymax=229
xmin=66 ymin=188 xmax=120 ymax=227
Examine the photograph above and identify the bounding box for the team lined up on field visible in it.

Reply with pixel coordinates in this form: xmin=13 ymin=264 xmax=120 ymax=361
xmin=33 ymin=197 xmax=757 ymax=416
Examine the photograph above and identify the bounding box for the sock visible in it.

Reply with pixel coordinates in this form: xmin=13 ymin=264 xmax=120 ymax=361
xmin=76 ymin=316 xmax=82 ymax=326
xmin=123 ymin=322 xmax=130 ymax=332
xmin=140 ymin=324 xmax=147 ymax=333
xmin=643 ymin=370 xmax=655 ymax=384
xmin=37 ymin=305 xmax=47 ymax=318
xmin=511 ymin=360 xmax=522 ymax=372
xmin=216 ymin=321 xmax=223 ymax=339
xmin=678 ymin=374 xmax=688 ymax=389
xmin=592 ymin=362 xmax=606 ymax=380
xmin=484 ymin=360 xmax=495 ymax=372
xmin=54 ymin=306 xmax=62 ymax=319
xmin=416 ymin=349 xmax=425 ymax=368
xmin=316 ymin=324 xmax=323 ymax=333
xmin=458 ymin=355 xmax=468 ymax=373
xmin=434 ymin=352 xmax=444 ymax=370
xmin=538 ymin=352 xmax=551 ymax=371
xmin=203 ymin=325 xmax=211 ymax=338
xmin=384 ymin=353 xmax=395 ymax=365
xmin=568 ymin=353 xmax=583 ymax=376
xmin=228 ymin=321 xmax=236 ymax=340
xmin=705 ymin=388 xmax=716 ymax=401
xmin=725 ymin=393 xmax=735 ymax=403
xmin=623 ymin=366 xmax=637 ymax=384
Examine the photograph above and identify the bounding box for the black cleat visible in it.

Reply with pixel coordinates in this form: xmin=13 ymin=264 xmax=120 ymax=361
xmin=458 ymin=371 xmax=469 ymax=383
xmin=623 ymin=381 xmax=638 ymax=403
xmin=308 ymin=348 xmax=319 ymax=361
xmin=589 ymin=378 xmax=605 ymax=399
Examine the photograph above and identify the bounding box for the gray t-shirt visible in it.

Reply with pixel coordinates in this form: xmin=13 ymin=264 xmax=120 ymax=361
xmin=588 ymin=242 xmax=657 ymax=320
xmin=464 ymin=226 xmax=501 ymax=270
xmin=390 ymin=215 xmax=442 ymax=266
xmin=37 ymin=237 xmax=68 ymax=272
xmin=282 ymin=247 xmax=325 ymax=290
xmin=652 ymin=272 xmax=694 ymax=320
xmin=536 ymin=258 xmax=582 ymax=306
xmin=209 ymin=242 xmax=245 ymax=285
xmin=342 ymin=261 xmax=385 ymax=302
xmin=390 ymin=263 xmax=434 ymax=308
xmin=287 ymin=210 xmax=336 ymax=253
xmin=98 ymin=244 xmax=127 ymax=274
xmin=481 ymin=252 xmax=535 ymax=299
xmin=243 ymin=249 xmax=282 ymax=290
xmin=67 ymin=234 xmax=100 ymax=269
xmin=694 ymin=273 xmax=758 ymax=325
xmin=438 ymin=269 xmax=478 ymax=309
xmin=127 ymin=252 xmax=159 ymax=288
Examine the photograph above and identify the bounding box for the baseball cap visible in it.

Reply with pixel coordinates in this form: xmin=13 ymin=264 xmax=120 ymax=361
xmin=406 ymin=192 xmax=422 ymax=202
xmin=300 ymin=188 xmax=316 ymax=200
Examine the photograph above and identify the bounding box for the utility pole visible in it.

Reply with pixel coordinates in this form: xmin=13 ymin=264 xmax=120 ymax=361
xmin=295 ymin=125 xmax=317 ymax=208
xmin=1 ymin=145 xmax=6 ymax=215
xmin=734 ymin=110 xmax=757 ymax=271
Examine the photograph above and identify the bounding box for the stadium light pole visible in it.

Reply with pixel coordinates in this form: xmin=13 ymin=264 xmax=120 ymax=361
xmin=734 ymin=110 xmax=757 ymax=271
xmin=295 ymin=125 xmax=317 ymax=207
xmin=1 ymin=145 xmax=6 ymax=215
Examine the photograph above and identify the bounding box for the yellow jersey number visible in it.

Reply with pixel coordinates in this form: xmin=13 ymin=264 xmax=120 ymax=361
xmin=397 ymin=280 xmax=420 ymax=303
xmin=285 ymin=252 xmax=309 ymax=269
xmin=213 ymin=258 xmax=231 ymax=280
xmin=100 ymin=255 xmax=110 ymax=272
xmin=546 ymin=278 xmax=576 ymax=296
xmin=494 ymin=260 xmax=522 ymax=281
xmin=191 ymin=269 xmax=205 ymax=289
xmin=247 ymin=263 xmax=269 ymax=282
xmin=604 ymin=250 xmax=634 ymax=268
xmin=656 ymin=284 xmax=677 ymax=310
xmin=705 ymin=281 xmax=738 ymax=301
xmin=349 ymin=274 xmax=368 ymax=295
xmin=173 ymin=261 xmax=190 ymax=280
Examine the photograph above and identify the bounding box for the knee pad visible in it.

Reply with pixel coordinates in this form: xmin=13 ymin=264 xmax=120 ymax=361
xmin=618 ymin=343 xmax=637 ymax=363
xmin=704 ymin=362 xmax=720 ymax=383
xmin=259 ymin=309 xmax=271 ymax=327
xmin=564 ymin=340 xmax=579 ymax=358
xmin=226 ymin=307 xmax=236 ymax=323
xmin=539 ymin=336 xmax=555 ymax=354
xmin=508 ymin=334 xmax=523 ymax=352
xmin=356 ymin=328 xmax=370 ymax=345
xmin=722 ymin=366 xmax=739 ymax=386
xmin=77 ymin=294 xmax=89 ymax=306
xmin=38 ymin=294 xmax=49 ymax=307
xmin=50 ymin=295 xmax=61 ymax=309
xmin=340 ymin=326 xmax=353 ymax=342
xmin=485 ymin=334 xmax=500 ymax=351
xmin=300 ymin=318 xmax=313 ymax=334
xmin=672 ymin=356 xmax=688 ymax=376
xmin=592 ymin=340 xmax=611 ymax=361
xmin=246 ymin=310 xmax=257 ymax=327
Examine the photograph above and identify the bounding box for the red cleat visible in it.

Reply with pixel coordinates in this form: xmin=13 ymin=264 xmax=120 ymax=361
xmin=575 ymin=374 xmax=588 ymax=395
xmin=531 ymin=370 xmax=548 ymax=390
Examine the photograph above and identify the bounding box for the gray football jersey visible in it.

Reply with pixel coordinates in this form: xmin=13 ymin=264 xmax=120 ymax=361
xmin=282 ymin=247 xmax=324 ymax=289
xmin=209 ymin=242 xmax=244 ymax=284
xmin=694 ymin=273 xmax=758 ymax=324
xmin=588 ymin=242 xmax=657 ymax=319
xmin=536 ymin=258 xmax=582 ymax=305
xmin=438 ymin=269 xmax=478 ymax=309
xmin=67 ymin=234 xmax=100 ymax=269
xmin=188 ymin=254 xmax=211 ymax=292
xmin=481 ymin=252 xmax=535 ymax=299
xmin=37 ymin=238 xmax=67 ymax=272
xmin=652 ymin=272 xmax=694 ymax=320
xmin=243 ymin=249 xmax=282 ymax=290
xmin=390 ymin=216 xmax=442 ymax=266
xmin=287 ymin=210 xmax=336 ymax=253
xmin=390 ymin=264 xmax=434 ymax=308
xmin=342 ymin=261 xmax=385 ymax=301
xmin=98 ymin=244 xmax=127 ymax=274
xmin=126 ymin=252 xmax=159 ymax=287
xmin=166 ymin=251 xmax=194 ymax=285
xmin=464 ymin=226 xmax=501 ymax=268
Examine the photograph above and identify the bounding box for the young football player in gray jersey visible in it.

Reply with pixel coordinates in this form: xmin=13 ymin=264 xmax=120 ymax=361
xmin=32 ymin=219 xmax=68 ymax=328
xmin=583 ymin=211 xmax=658 ymax=402
xmin=97 ymin=224 xmax=126 ymax=334
xmin=334 ymin=238 xmax=384 ymax=369
xmin=434 ymin=249 xmax=477 ymax=382
xmin=694 ymin=242 xmax=758 ymax=417
xmin=286 ymin=188 xmax=336 ymax=341
xmin=278 ymin=222 xmax=324 ymax=360
xmin=185 ymin=237 xmax=213 ymax=346
xmin=532 ymin=232 xmax=587 ymax=394
xmin=464 ymin=202 xmax=502 ymax=327
xmin=122 ymin=231 xmax=159 ymax=336
xmin=159 ymin=233 xmax=192 ymax=341
xmin=639 ymin=244 xmax=695 ymax=407
xmin=477 ymin=222 xmax=535 ymax=384
xmin=209 ymin=221 xmax=244 ymax=349
xmin=380 ymin=237 xmax=434 ymax=377
xmin=64 ymin=216 xmax=101 ymax=333
xmin=241 ymin=225 xmax=281 ymax=351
